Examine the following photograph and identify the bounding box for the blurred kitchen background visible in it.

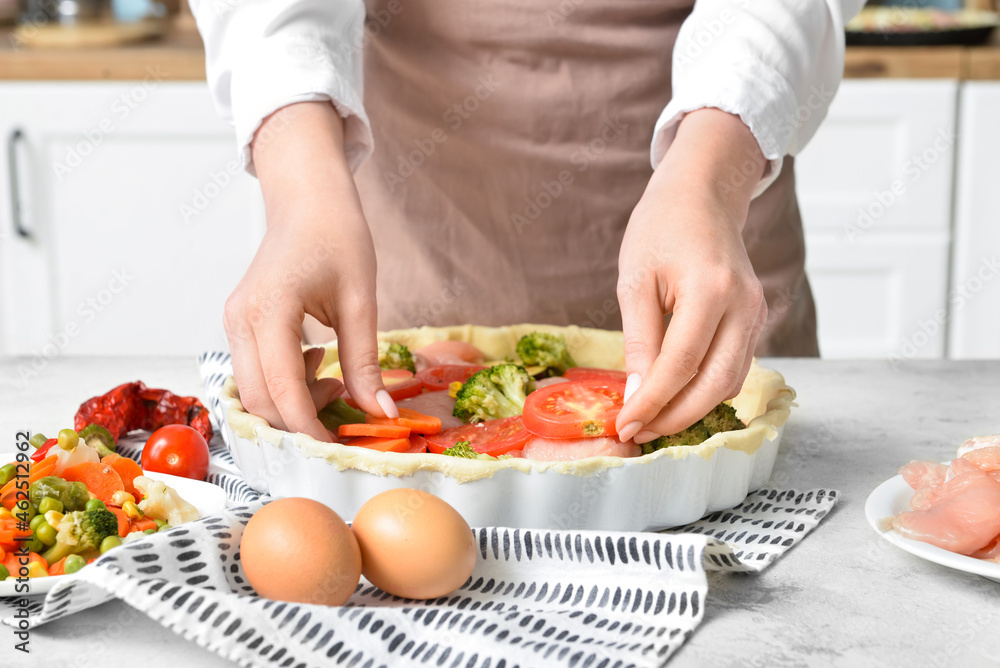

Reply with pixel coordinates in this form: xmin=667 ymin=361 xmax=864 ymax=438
xmin=0 ymin=0 xmax=998 ymax=364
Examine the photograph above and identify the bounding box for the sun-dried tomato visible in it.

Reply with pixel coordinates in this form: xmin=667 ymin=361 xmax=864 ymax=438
xmin=75 ymin=381 xmax=214 ymax=443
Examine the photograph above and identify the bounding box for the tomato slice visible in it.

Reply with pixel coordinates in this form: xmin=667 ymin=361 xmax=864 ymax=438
xmin=416 ymin=365 xmax=487 ymax=392
xmin=346 ymin=436 xmax=411 ymax=453
xmin=563 ymin=367 xmax=628 ymax=384
xmin=367 ymin=407 xmax=442 ymax=435
xmin=522 ymin=380 xmax=626 ymax=439
xmin=425 ymin=416 xmax=532 ymax=456
xmin=345 ymin=369 xmax=423 ymax=408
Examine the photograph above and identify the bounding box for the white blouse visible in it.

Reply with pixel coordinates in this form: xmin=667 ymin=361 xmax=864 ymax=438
xmin=189 ymin=0 xmax=865 ymax=196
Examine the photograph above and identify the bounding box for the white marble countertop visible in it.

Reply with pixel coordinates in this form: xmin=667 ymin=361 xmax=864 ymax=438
xmin=2 ymin=356 xmax=999 ymax=667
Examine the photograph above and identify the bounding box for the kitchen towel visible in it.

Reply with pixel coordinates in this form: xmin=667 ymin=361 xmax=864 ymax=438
xmin=0 ymin=353 xmax=840 ymax=667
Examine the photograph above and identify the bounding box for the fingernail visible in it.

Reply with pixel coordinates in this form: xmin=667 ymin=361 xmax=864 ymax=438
xmin=618 ymin=420 xmax=644 ymax=443
xmin=376 ymin=389 xmax=399 ymax=419
xmin=624 ymin=373 xmax=642 ymax=404
xmin=634 ymin=430 xmax=660 ymax=444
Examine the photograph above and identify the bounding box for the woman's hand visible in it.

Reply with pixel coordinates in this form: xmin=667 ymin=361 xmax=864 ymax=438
xmin=615 ymin=108 xmax=768 ymax=444
xmin=223 ymin=102 xmax=397 ymax=442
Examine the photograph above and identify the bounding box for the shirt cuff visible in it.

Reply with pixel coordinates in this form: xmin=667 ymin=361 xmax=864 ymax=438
xmin=230 ymin=39 xmax=373 ymax=176
xmin=650 ymin=60 xmax=799 ymax=199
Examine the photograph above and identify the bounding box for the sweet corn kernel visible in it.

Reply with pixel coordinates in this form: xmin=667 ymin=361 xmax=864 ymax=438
xmin=448 ymin=381 xmax=463 ymax=398
xmin=0 ymin=507 xmax=12 ymax=520
xmin=110 ymin=491 xmax=136 ymax=507
xmin=122 ymin=500 xmax=143 ymax=519
xmin=44 ymin=510 xmax=64 ymax=528
xmin=26 ymin=561 xmax=49 ymax=578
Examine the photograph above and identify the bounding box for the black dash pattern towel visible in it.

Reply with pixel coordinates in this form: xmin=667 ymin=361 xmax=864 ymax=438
xmin=0 ymin=353 xmax=840 ymax=667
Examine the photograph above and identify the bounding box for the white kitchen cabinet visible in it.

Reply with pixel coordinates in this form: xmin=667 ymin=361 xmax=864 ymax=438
xmin=0 ymin=82 xmax=265 ymax=362
xmin=949 ymin=82 xmax=1000 ymax=359
xmin=795 ymin=80 xmax=958 ymax=359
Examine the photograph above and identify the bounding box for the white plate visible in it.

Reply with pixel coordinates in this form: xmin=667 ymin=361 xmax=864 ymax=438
xmin=864 ymin=471 xmax=1000 ymax=583
xmin=0 ymin=461 xmax=226 ymax=597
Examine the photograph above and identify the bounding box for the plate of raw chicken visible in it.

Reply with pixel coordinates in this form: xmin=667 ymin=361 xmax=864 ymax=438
xmin=865 ymin=435 xmax=1000 ymax=583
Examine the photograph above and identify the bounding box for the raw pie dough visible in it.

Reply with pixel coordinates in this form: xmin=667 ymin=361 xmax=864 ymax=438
xmin=220 ymin=324 xmax=795 ymax=482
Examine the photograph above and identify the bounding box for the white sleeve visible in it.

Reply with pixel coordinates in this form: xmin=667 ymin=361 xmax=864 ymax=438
xmin=188 ymin=0 xmax=371 ymax=175
xmin=651 ymin=0 xmax=867 ymax=197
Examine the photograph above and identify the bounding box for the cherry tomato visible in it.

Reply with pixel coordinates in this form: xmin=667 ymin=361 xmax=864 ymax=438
xmin=563 ymin=367 xmax=628 ymax=384
xmin=425 ymin=416 xmax=532 ymax=456
xmin=416 ymin=365 xmax=487 ymax=392
xmin=142 ymin=425 xmax=210 ymax=480
xmin=345 ymin=369 xmax=423 ymax=407
xmin=522 ymin=380 xmax=626 ymax=439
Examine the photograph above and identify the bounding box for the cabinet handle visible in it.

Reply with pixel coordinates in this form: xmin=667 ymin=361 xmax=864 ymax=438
xmin=7 ymin=128 xmax=30 ymax=240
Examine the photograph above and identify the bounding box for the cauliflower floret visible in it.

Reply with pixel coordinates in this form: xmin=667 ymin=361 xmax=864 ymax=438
xmin=134 ymin=476 xmax=200 ymax=527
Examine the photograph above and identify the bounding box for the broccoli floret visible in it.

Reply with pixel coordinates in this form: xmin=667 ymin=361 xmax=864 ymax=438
xmin=453 ymin=364 xmax=535 ymax=423
xmin=79 ymin=423 xmax=116 ymax=458
xmin=378 ymin=341 xmax=416 ymax=373
xmin=29 ymin=476 xmax=90 ymax=513
xmin=640 ymin=403 xmax=746 ymax=455
xmin=516 ymin=332 xmax=577 ymax=375
xmin=442 ymin=441 xmax=504 ymax=461
xmin=442 ymin=441 xmax=478 ymax=458
xmin=318 ymin=398 xmax=368 ymax=433
xmin=42 ymin=507 xmax=119 ymax=564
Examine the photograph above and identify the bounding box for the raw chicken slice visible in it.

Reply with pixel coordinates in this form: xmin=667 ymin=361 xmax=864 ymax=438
xmin=522 ymin=436 xmax=641 ymax=461
xmin=397 ymin=391 xmax=463 ymax=430
xmin=961 ymin=445 xmax=1000 ymax=474
xmin=899 ymin=461 xmax=948 ymax=491
xmin=957 ymin=435 xmax=1000 ymax=458
xmin=970 ymin=535 xmax=1000 ymax=561
xmin=891 ymin=470 xmax=1000 ymax=555
xmin=413 ymin=341 xmax=486 ymax=371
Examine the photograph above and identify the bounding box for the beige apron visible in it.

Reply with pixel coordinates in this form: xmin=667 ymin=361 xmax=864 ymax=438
xmin=308 ymin=0 xmax=819 ymax=357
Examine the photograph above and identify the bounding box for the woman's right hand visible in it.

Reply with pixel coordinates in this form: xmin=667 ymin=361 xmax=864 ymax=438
xmin=223 ymin=102 xmax=397 ymax=442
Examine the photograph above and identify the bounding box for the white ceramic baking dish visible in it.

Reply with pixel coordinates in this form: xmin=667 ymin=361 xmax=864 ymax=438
xmin=219 ymin=324 xmax=794 ymax=531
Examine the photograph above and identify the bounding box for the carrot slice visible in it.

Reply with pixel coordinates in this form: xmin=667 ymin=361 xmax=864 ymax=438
xmin=47 ymin=557 xmax=67 ymax=576
xmin=60 ymin=462 xmax=125 ymax=505
xmin=4 ymin=551 xmax=46 ymax=575
xmin=130 ymin=517 xmax=157 ymax=534
xmin=109 ymin=507 xmax=130 ymax=537
xmin=338 ymin=423 xmax=410 ymax=439
xmin=101 ymin=454 xmax=144 ymax=500
xmin=367 ymin=407 xmax=442 ymax=435
xmin=0 ymin=454 xmax=58 ymax=500
xmin=345 ymin=436 xmax=412 ymax=453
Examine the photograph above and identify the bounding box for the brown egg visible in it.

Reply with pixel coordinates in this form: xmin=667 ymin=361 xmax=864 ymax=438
xmin=351 ymin=488 xmax=477 ymax=600
xmin=240 ymin=497 xmax=361 ymax=606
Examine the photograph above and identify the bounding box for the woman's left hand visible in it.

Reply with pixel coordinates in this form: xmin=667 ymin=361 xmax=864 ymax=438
xmin=614 ymin=108 xmax=769 ymax=444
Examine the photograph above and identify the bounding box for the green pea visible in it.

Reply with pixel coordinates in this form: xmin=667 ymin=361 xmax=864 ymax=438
xmin=157 ymin=524 xmax=172 ymax=532
xmin=14 ymin=500 xmax=36 ymax=522
xmin=24 ymin=535 xmax=43 ymax=553
xmin=0 ymin=565 xmax=9 ymax=580
xmin=63 ymin=554 xmax=86 ymax=575
xmin=58 ymin=428 xmax=79 ymax=451
xmin=153 ymin=519 xmax=168 ymax=528
xmin=29 ymin=514 xmax=47 ymax=532
xmin=85 ymin=498 xmax=107 ymax=512
xmin=143 ymin=529 xmax=157 ymax=535
xmin=99 ymin=535 xmax=122 ymax=554
xmin=0 ymin=464 xmax=15 ymax=487
xmin=38 ymin=497 xmax=63 ymax=515
xmin=35 ymin=522 xmax=57 ymax=546
xmin=29 ymin=433 xmax=48 ymax=449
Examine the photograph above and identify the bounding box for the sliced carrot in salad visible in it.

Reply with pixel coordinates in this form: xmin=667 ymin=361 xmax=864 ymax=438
xmin=47 ymin=556 xmax=67 ymax=576
xmin=0 ymin=454 xmax=57 ymax=499
xmin=338 ymin=423 xmax=410 ymax=439
xmin=109 ymin=506 xmax=130 ymax=537
xmin=367 ymin=407 xmax=442 ymax=435
xmin=101 ymin=453 xmax=144 ymax=501
xmin=345 ymin=436 xmax=412 ymax=453
xmin=60 ymin=462 xmax=125 ymax=506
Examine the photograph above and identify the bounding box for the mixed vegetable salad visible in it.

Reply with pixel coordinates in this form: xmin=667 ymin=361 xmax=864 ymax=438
xmin=1 ymin=424 xmax=200 ymax=580
xmin=317 ymin=332 xmax=746 ymax=461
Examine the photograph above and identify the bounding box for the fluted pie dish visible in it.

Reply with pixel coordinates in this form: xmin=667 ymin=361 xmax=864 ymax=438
xmin=219 ymin=324 xmax=794 ymax=530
